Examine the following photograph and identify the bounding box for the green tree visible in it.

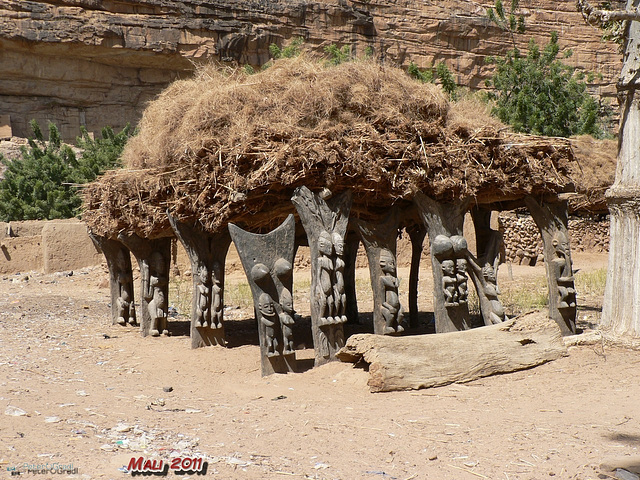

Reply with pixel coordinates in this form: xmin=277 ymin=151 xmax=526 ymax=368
xmin=75 ymin=124 xmax=131 ymax=182
xmin=0 ymin=121 xmax=131 ymax=221
xmin=486 ymin=32 xmax=609 ymax=137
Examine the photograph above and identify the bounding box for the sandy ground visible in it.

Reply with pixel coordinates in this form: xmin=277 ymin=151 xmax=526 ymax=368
xmin=1 ymin=252 xmax=639 ymax=480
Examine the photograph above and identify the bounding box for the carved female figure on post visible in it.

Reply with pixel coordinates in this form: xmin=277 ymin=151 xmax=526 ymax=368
xmin=316 ymin=231 xmax=335 ymax=326
xmin=332 ymin=232 xmax=348 ymax=324
xmin=258 ymin=292 xmax=279 ymax=357
xmin=195 ymin=264 xmax=211 ymax=328
xmin=551 ymin=232 xmax=576 ymax=309
xmin=147 ymin=251 xmax=168 ymax=336
xmin=115 ymin=249 xmax=136 ymax=326
xmin=379 ymin=248 xmax=404 ymax=334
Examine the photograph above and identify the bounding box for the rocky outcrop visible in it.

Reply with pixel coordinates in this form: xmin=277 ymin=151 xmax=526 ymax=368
xmin=0 ymin=0 xmax=624 ymax=140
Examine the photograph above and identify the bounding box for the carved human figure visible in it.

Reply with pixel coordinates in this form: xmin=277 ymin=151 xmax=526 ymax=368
xmin=211 ymin=261 xmax=223 ymax=329
xmin=379 ymin=248 xmax=404 ymax=334
xmin=316 ymin=231 xmax=335 ymax=325
xmin=147 ymin=251 xmax=168 ymax=337
xmin=332 ymin=232 xmax=348 ymax=324
xmin=115 ymin=249 xmax=136 ymax=325
xmin=258 ymin=292 xmax=279 ymax=357
xmin=279 ymin=288 xmax=296 ymax=355
xmin=482 ymin=265 xmax=506 ymax=324
xmin=274 ymin=257 xmax=296 ymax=355
xmin=551 ymin=232 xmax=576 ymax=309
xmin=441 ymin=259 xmax=459 ymax=307
xmin=456 ymin=258 xmax=469 ymax=305
xmin=195 ymin=264 xmax=211 ymax=328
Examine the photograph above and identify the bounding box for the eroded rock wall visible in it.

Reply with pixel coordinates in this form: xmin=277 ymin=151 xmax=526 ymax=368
xmin=0 ymin=0 xmax=624 ymax=140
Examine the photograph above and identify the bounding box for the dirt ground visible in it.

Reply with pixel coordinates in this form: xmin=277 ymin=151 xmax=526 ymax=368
xmin=1 ymin=251 xmax=639 ymax=480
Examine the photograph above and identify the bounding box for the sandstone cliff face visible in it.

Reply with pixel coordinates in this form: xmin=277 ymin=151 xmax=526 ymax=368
xmin=0 ymin=0 xmax=624 ymax=140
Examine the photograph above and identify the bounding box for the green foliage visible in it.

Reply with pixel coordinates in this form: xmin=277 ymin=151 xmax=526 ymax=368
xmin=0 ymin=121 xmax=131 ymax=221
xmin=408 ymin=61 xmax=434 ymax=83
xmin=269 ymin=37 xmax=304 ymax=60
xmin=324 ymin=43 xmax=352 ymax=65
xmin=407 ymin=61 xmax=457 ymax=99
xmin=486 ymin=32 xmax=611 ymax=138
xmin=75 ymin=124 xmax=131 ymax=182
xmin=487 ymin=0 xmax=525 ymax=46
xmin=436 ymin=62 xmax=458 ymax=100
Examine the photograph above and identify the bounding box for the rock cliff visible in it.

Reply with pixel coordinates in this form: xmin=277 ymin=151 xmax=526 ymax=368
xmin=0 ymin=0 xmax=624 ymax=140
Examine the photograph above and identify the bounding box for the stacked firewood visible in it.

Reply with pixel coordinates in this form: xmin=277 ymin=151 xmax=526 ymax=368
xmin=499 ymin=212 xmax=543 ymax=265
xmin=499 ymin=212 xmax=610 ymax=264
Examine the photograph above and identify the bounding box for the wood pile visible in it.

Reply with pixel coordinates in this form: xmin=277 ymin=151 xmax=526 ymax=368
xmin=499 ymin=212 xmax=610 ymax=264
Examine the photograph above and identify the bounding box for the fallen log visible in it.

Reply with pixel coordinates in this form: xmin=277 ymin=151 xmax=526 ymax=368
xmin=337 ymin=310 xmax=567 ymax=392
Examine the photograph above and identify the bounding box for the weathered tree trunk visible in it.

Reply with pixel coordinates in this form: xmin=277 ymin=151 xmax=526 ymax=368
xmin=337 ymin=310 xmax=566 ymax=392
xmin=167 ymin=215 xmax=231 ymax=349
xmin=356 ymin=208 xmax=405 ymax=335
xmin=89 ymin=234 xmax=136 ymax=327
xmin=406 ymin=223 xmax=427 ymax=329
xmin=414 ymin=193 xmax=472 ymax=333
xmin=524 ymin=197 xmax=577 ymax=335
xmin=118 ymin=234 xmax=172 ymax=337
xmin=229 ymin=215 xmax=298 ymax=376
xmin=292 ymin=187 xmax=352 ymax=366
xmin=602 ymin=8 xmax=640 ymax=336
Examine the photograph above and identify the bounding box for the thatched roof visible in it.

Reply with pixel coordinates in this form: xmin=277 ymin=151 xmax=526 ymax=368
xmin=83 ymin=57 xmax=585 ymax=238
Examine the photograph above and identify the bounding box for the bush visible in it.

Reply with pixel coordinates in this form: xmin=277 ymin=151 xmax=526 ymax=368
xmin=0 ymin=121 xmax=131 ymax=221
xmin=486 ymin=32 xmax=610 ymax=138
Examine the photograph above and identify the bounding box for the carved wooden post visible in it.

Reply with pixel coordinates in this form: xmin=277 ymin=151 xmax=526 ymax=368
xmin=344 ymin=228 xmax=360 ymax=324
xmin=89 ymin=233 xmax=137 ymax=327
xmin=118 ymin=234 xmax=172 ymax=337
xmin=168 ymin=215 xmax=231 ymax=348
xmin=406 ymin=223 xmax=427 ymax=329
xmin=524 ymin=196 xmax=577 ymax=335
xmin=229 ymin=215 xmax=297 ymax=376
xmin=414 ymin=193 xmax=471 ymax=333
xmin=291 ymin=186 xmax=352 ymax=366
xmin=468 ymin=206 xmax=507 ymax=326
xmin=356 ymin=208 xmax=405 ymax=335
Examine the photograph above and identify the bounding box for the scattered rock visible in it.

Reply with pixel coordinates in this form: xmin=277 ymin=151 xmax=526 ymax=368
xmin=163 ymin=386 xmax=173 ymax=392
xmin=4 ymin=406 xmax=27 ymax=416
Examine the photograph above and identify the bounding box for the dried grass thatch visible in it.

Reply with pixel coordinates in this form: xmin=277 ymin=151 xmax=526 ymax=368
xmin=568 ymin=135 xmax=617 ymax=213
xmin=83 ymin=57 xmax=580 ymax=238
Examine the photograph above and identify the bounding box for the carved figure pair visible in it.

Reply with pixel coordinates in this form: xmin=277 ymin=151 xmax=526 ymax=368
xmin=316 ymin=231 xmax=348 ymax=326
xmin=194 ymin=263 xmax=223 ymax=329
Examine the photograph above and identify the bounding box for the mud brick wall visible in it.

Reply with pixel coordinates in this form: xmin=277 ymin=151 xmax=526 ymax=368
xmin=0 ymin=219 xmax=103 ymax=274
xmin=499 ymin=212 xmax=610 ymax=265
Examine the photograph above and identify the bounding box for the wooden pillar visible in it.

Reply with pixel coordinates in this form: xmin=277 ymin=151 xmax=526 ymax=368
xmin=414 ymin=193 xmax=472 ymax=333
xmin=356 ymin=208 xmax=405 ymax=335
xmin=89 ymin=234 xmax=136 ymax=327
xmin=291 ymin=186 xmax=352 ymax=366
xmin=524 ymin=196 xmax=577 ymax=335
xmin=468 ymin=206 xmax=507 ymax=326
xmin=118 ymin=233 xmax=172 ymax=337
xmin=406 ymin=223 xmax=427 ymax=329
xmin=344 ymin=228 xmax=360 ymax=324
xmin=168 ymin=215 xmax=231 ymax=348
xmin=229 ymin=215 xmax=297 ymax=376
